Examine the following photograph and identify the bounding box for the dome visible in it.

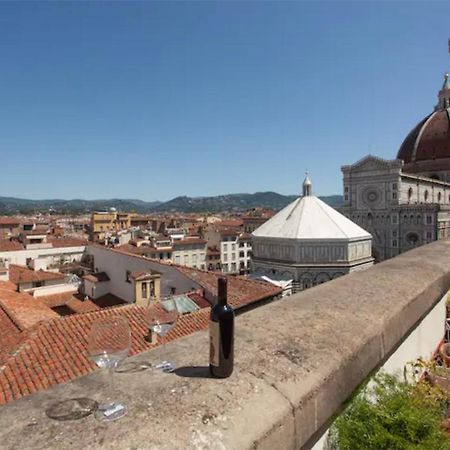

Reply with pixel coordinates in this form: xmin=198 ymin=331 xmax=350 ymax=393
xmin=253 ymin=176 xmax=371 ymax=241
xmin=397 ymin=74 xmax=450 ymax=177
xmin=397 ymin=109 xmax=450 ymax=164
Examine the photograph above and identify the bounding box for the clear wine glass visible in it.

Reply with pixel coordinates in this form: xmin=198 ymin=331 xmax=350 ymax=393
xmin=87 ymin=316 xmax=131 ymax=421
xmin=144 ymin=297 xmax=181 ymax=372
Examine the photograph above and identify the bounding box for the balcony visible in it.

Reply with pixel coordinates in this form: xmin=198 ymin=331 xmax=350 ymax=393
xmin=0 ymin=240 xmax=449 ymax=449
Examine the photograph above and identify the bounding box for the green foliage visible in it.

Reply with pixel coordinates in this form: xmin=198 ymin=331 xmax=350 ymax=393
xmin=328 ymin=372 xmax=450 ymax=450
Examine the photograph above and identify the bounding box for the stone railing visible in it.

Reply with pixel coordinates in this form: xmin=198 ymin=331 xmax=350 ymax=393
xmin=1 ymin=239 xmax=450 ymax=450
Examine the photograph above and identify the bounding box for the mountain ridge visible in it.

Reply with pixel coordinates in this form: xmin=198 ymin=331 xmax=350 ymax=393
xmin=0 ymin=192 xmax=343 ymax=214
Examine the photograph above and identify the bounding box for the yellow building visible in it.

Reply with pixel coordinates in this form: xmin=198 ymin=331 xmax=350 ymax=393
xmin=90 ymin=211 xmax=131 ymax=242
xmin=130 ymin=270 xmax=161 ymax=307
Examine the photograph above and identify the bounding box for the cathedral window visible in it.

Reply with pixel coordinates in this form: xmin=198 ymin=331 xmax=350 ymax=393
xmin=406 ymin=233 xmax=419 ymax=246
xmin=408 ymin=187 xmax=413 ymax=200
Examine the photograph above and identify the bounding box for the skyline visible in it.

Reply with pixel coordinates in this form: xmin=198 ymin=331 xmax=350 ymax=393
xmin=1 ymin=2 xmax=449 ymax=201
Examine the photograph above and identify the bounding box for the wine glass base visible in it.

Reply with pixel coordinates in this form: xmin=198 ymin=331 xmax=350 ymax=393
xmin=154 ymin=361 xmax=176 ymax=373
xmin=94 ymin=402 xmax=127 ymax=421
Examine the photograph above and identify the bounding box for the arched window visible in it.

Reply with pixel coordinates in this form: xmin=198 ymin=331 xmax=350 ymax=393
xmin=424 ymin=190 xmax=429 ymax=201
xmin=438 ymin=192 xmax=442 ymax=203
xmin=408 ymin=187 xmax=413 ymax=201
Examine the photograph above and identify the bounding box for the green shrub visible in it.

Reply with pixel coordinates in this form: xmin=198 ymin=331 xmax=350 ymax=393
xmin=328 ymin=372 xmax=450 ymax=450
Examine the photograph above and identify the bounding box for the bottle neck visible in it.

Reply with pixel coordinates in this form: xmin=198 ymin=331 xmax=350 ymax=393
xmin=218 ymin=277 xmax=228 ymax=306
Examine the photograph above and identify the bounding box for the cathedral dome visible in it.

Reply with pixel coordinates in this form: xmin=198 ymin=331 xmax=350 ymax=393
xmin=397 ymin=74 xmax=450 ymax=178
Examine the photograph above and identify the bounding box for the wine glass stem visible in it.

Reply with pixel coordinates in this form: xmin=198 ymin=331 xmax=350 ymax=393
xmin=107 ymin=366 xmax=115 ymax=403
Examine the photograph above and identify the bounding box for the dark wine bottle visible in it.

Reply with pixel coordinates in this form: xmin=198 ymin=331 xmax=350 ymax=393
xmin=209 ymin=277 xmax=234 ymax=378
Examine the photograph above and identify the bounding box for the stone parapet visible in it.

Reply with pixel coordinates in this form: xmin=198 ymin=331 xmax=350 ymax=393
xmin=1 ymin=239 xmax=450 ymax=449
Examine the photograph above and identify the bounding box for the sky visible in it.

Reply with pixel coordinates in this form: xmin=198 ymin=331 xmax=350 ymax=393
xmin=0 ymin=1 xmax=449 ymax=201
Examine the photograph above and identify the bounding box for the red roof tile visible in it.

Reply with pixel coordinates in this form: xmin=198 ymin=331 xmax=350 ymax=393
xmin=0 ymin=218 xmax=20 ymax=226
xmin=0 ymin=304 xmax=210 ymax=405
xmin=0 ymin=282 xmax=58 ymax=330
xmin=0 ymin=240 xmax=24 ymax=251
xmin=175 ymin=267 xmax=281 ymax=310
xmin=0 ymin=305 xmax=23 ymax=365
xmin=46 ymin=237 xmax=88 ymax=248
xmin=9 ymin=265 xmax=65 ymax=285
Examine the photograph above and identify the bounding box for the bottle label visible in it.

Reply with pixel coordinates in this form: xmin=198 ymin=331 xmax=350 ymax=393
xmin=209 ymin=321 xmax=220 ymax=367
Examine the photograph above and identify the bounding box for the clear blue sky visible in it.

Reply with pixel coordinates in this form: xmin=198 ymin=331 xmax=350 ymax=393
xmin=0 ymin=1 xmax=449 ymax=201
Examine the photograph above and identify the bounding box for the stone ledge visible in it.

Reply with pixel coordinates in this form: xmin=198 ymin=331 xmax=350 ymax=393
xmin=1 ymin=239 xmax=450 ymax=449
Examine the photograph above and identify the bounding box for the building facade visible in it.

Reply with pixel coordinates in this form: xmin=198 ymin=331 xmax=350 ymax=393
xmin=341 ymin=74 xmax=450 ymax=261
xmin=252 ymin=177 xmax=373 ymax=292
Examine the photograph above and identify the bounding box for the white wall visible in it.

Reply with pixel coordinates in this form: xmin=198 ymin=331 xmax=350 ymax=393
xmin=313 ymin=290 xmax=447 ymax=450
xmin=83 ymin=279 xmax=111 ymax=299
xmin=87 ymin=245 xmax=202 ymax=301
xmin=0 ymin=246 xmax=86 ymax=268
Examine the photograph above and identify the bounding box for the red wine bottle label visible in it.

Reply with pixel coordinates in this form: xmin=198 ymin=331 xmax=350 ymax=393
xmin=209 ymin=321 xmax=220 ymax=367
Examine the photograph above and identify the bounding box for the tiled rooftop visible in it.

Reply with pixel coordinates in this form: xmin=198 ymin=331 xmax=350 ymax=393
xmin=176 ymin=267 xmax=282 ymax=309
xmin=0 ymin=237 xmax=87 ymax=253
xmin=0 ymin=304 xmax=210 ymax=405
xmin=9 ymin=265 xmax=65 ymax=285
xmin=0 ymin=282 xmax=59 ymax=330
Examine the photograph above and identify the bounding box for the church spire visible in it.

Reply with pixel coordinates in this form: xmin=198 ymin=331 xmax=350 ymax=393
xmin=302 ymin=172 xmax=312 ymax=197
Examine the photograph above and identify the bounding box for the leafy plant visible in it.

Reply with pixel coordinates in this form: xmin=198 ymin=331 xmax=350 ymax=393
xmin=328 ymin=372 xmax=450 ymax=450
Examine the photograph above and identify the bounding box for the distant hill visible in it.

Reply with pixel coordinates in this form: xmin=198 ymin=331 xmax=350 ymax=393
xmin=0 ymin=193 xmax=343 ymax=215
xmin=0 ymin=197 xmax=162 ymax=215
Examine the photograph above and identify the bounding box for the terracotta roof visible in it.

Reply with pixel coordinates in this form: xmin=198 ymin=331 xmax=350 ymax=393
xmin=0 ymin=305 xmax=23 ymax=365
xmin=172 ymin=238 xmax=206 ymax=247
xmin=115 ymin=244 xmax=158 ymax=256
xmin=39 ymin=291 xmax=81 ymax=308
xmin=39 ymin=291 xmax=101 ymax=314
xmin=217 ymin=220 xmax=243 ymax=227
xmin=0 ymin=218 xmax=20 ymax=226
xmin=0 ymin=305 xmax=210 ymax=405
xmin=83 ymin=272 xmax=110 ymax=283
xmin=9 ymin=265 xmax=65 ymax=285
xmin=46 ymin=237 xmax=88 ymax=248
xmin=0 ymin=282 xmax=58 ymax=330
xmin=238 ymin=233 xmax=252 ymax=240
xmin=0 ymin=237 xmax=87 ymax=253
xmin=187 ymin=292 xmax=211 ymax=309
xmin=65 ymin=297 xmax=100 ymax=314
xmin=0 ymin=240 xmax=24 ymax=251
xmin=175 ymin=267 xmax=281 ymax=310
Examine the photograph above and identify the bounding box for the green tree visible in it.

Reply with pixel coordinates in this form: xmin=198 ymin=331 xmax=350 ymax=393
xmin=329 ymin=372 xmax=450 ymax=450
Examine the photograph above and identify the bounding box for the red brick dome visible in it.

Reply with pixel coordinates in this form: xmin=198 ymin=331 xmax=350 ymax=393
xmin=397 ymin=74 xmax=450 ymax=177
xmin=397 ymin=109 xmax=450 ymax=164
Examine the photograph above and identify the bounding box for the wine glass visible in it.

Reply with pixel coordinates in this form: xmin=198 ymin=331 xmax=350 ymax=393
xmin=144 ymin=297 xmax=181 ymax=372
xmin=87 ymin=316 xmax=131 ymax=421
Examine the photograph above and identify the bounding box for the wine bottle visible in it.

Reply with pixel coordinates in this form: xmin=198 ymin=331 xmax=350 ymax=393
xmin=209 ymin=277 xmax=234 ymax=378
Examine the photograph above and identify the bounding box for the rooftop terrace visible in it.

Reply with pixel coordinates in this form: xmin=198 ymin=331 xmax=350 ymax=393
xmin=0 ymin=239 xmax=449 ymax=449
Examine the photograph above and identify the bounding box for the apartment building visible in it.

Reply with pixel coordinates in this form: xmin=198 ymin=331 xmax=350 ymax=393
xmin=90 ymin=211 xmax=131 ymax=242
xmin=0 ymin=218 xmax=20 ymax=239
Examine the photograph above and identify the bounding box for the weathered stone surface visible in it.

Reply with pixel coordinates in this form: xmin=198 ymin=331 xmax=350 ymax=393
xmin=1 ymin=240 xmax=450 ymax=449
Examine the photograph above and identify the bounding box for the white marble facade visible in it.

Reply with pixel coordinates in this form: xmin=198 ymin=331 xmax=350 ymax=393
xmin=251 ymin=176 xmax=373 ymax=291
xmin=341 ymin=155 xmax=450 ymax=261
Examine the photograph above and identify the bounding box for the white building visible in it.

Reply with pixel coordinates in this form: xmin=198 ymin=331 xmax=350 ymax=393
xmin=0 ymin=238 xmax=87 ymax=270
xmin=252 ymin=176 xmax=373 ymax=291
